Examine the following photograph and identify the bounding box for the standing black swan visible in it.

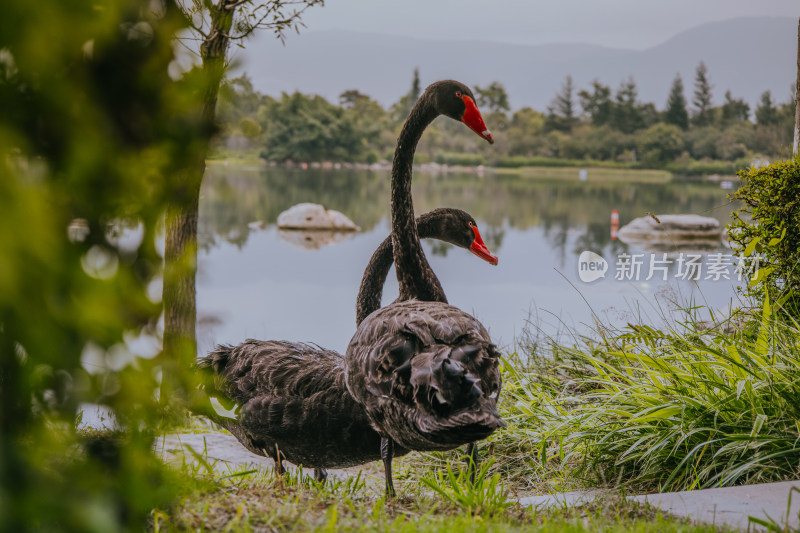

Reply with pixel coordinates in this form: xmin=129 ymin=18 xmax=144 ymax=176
xmin=344 ymin=80 xmax=504 ymax=497
xmin=197 ymin=208 xmax=498 ymax=481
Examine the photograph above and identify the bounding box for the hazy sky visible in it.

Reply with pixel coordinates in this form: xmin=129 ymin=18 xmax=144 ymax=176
xmin=296 ymin=0 xmax=797 ymax=49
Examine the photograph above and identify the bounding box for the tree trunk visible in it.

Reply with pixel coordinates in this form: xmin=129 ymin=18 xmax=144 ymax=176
xmin=160 ymin=2 xmax=231 ymax=409
xmin=162 ymin=180 xmax=202 ymax=406
xmin=794 ymin=17 xmax=799 ymax=157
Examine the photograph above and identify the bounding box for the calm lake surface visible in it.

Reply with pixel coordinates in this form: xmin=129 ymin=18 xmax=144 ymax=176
xmin=197 ymin=165 xmax=741 ymax=355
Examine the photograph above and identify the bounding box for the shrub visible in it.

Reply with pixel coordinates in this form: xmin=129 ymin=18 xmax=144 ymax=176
xmin=728 ymin=157 xmax=800 ymax=312
xmin=665 ymin=157 xmax=750 ymax=176
xmin=434 ymin=151 xmax=485 ymax=166
xmin=637 ymin=123 xmax=684 ymax=165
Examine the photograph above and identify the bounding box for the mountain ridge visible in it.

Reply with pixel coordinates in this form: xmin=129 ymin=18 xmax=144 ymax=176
xmin=236 ymin=16 xmax=796 ymax=112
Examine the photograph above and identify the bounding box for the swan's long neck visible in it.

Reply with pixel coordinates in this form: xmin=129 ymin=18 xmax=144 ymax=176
xmin=355 ymin=216 xmax=447 ymax=325
xmin=391 ymin=96 xmax=446 ymax=303
xmin=355 ymin=237 xmax=395 ymax=326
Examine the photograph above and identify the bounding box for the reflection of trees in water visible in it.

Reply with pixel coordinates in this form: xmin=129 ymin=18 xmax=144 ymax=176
xmin=199 ymin=166 xmax=390 ymax=250
xmin=543 ymin=214 xmax=569 ymax=267
xmin=428 ymin=241 xmax=452 ymax=257
xmin=482 ymin=225 xmax=505 ymax=253
xmin=572 ymin=222 xmax=631 ymax=262
xmin=200 ymin=166 xmax=737 ymax=256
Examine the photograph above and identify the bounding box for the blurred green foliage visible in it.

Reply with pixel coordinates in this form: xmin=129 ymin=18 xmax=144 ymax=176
xmin=728 ymin=157 xmax=800 ymax=313
xmin=0 ymin=0 xmax=207 ymax=530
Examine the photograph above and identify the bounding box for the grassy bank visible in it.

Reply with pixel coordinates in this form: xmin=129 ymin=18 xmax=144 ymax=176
xmin=495 ymin=166 xmax=673 ymax=183
xmin=154 ymin=455 xmax=725 ymax=532
xmin=150 ymin=300 xmax=800 ymax=530
xmin=482 ymin=301 xmax=800 ymax=494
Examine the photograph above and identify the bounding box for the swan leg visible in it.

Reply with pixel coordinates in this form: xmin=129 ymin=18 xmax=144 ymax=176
xmin=314 ymin=468 xmax=328 ymax=483
xmin=274 ymin=444 xmax=285 ymax=478
xmin=465 ymin=442 xmax=478 ymax=484
xmin=380 ymin=437 xmax=396 ymax=498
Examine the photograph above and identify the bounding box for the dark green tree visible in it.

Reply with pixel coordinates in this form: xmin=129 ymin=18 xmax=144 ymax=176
xmin=391 ymin=67 xmax=422 ymax=121
xmin=578 ymin=80 xmax=613 ymax=126
xmin=261 ymin=92 xmax=364 ymax=162
xmin=507 ymin=107 xmax=546 ymax=155
xmin=546 ymin=75 xmax=576 ymax=132
xmin=664 ymin=74 xmax=689 ymax=130
xmin=637 ymin=123 xmax=685 ymax=165
xmin=339 ymin=89 xmax=371 ymax=108
xmin=474 ymin=81 xmax=511 ymax=114
xmin=611 ymin=77 xmax=644 ymax=134
xmin=692 ymin=61 xmax=714 ymax=126
xmin=721 ymin=90 xmax=750 ymax=123
xmin=219 ymin=74 xmax=262 ymax=121
xmin=341 ymin=90 xmax=392 ymax=160
xmin=755 ymin=90 xmax=779 ymax=125
xmin=218 ymin=74 xmax=266 ymax=139
xmin=410 ymin=67 xmax=421 ymax=102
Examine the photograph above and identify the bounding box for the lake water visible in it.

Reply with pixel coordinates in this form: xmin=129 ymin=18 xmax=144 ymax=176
xmin=196 ymin=165 xmax=741 ymax=355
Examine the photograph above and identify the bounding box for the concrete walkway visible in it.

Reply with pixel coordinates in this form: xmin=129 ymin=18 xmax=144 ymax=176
xmin=519 ymin=480 xmax=800 ymax=532
xmin=155 ymin=431 xmax=384 ymax=484
xmin=156 ymin=432 xmax=275 ymax=473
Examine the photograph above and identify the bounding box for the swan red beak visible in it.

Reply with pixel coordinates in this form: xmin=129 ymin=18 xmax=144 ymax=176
xmin=461 ymin=95 xmax=494 ymax=144
xmin=469 ymin=224 xmax=498 ymax=265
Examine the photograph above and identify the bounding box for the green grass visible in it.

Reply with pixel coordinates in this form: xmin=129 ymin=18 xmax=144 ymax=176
xmin=152 ymin=459 xmax=726 ymax=532
xmin=490 ymin=299 xmax=800 ymax=494
xmin=154 ymin=297 xmax=800 ymax=530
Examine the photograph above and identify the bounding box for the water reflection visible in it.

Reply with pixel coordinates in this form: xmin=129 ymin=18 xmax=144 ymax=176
xmin=197 ymin=165 xmax=740 ymax=354
xmin=277 ymin=229 xmax=357 ymax=250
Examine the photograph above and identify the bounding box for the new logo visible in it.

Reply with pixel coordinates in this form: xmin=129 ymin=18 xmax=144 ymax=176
xmin=578 ymin=251 xmax=608 ymax=282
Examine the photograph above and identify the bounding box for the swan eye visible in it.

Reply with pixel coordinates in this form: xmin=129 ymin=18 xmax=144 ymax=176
xmin=468 ymin=221 xmax=474 ymax=228
xmin=455 ymin=91 xmax=462 ymax=98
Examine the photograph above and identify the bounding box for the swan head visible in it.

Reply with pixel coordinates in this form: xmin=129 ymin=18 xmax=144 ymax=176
xmin=417 ymin=208 xmax=498 ymax=266
xmin=426 ymin=80 xmax=494 ymax=144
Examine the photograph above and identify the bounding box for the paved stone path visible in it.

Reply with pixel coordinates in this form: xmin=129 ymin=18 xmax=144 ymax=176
xmin=155 ymin=431 xmax=384 ymax=484
xmin=519 ymin=480 xmax=800 ymax=532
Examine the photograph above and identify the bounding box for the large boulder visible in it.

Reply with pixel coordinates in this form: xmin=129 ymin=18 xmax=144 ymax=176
xmin=618 ymin=214 xmax=723 ymax=253
xmin=276 ymin=202 xmax=360 ymax=231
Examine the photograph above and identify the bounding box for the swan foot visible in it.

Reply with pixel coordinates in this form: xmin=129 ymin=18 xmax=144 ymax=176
xmin=381 ymin=437 xmax=396 ymax=498
xmin=314 ymin=468 xmax=328 ymax=483
xmin=465 ymin=442 xmax=478 ymax=484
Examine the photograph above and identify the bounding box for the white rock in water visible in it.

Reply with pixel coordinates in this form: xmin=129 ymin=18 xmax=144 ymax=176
xmin=618 ymin=214 xmax=723 ymax=253
xmin=276 ymin=202 xmax=360 ymax=231
xmin=618 ymin=214 xmax=721 ymax=240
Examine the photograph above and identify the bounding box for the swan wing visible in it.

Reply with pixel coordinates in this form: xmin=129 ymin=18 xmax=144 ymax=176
xmin=346 ymin=300 xmax=503 ymax=447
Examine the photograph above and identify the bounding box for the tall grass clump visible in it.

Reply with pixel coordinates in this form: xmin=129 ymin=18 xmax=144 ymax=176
xmin=500 ymin=300 xmax=800 ymax=493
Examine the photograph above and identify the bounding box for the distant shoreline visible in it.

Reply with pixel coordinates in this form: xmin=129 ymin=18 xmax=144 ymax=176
xmin=206 ymin=158 xmax=745 ymax=184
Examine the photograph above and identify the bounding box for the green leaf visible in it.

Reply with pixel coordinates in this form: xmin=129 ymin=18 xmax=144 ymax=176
xmin=750 ymin=414 xmax=767 ymax=437
xmin=743 ymin=236 xmax=761 ymax=257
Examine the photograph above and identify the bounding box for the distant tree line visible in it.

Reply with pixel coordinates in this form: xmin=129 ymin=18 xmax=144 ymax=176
xmin=215 ymin=63 xmax=796 ymax=173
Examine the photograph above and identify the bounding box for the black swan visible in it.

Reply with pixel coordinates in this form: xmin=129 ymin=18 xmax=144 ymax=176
xmin=197 ymin=208 xmax=498 ymax=481
xmin=344 ymin=80 xmax=504 ymax=497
